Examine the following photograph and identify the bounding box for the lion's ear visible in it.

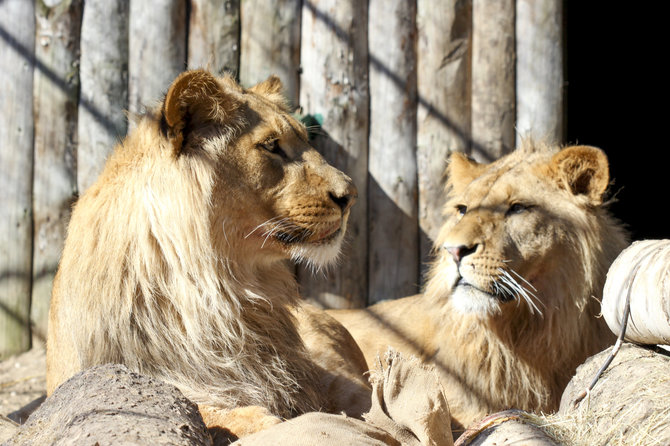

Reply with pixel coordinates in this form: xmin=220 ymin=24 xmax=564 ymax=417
xmin=247 ymin=75 xmax=288 ymax=109
xmin=161 ymin=69 xmax=239 ymax=155
xmin=447 ymin=151 xmax=486 ymax=191
xmin=249 ymin=75 xmax=284 ymax=96
xmin=550 ymin=145 xmax=610 ymax=205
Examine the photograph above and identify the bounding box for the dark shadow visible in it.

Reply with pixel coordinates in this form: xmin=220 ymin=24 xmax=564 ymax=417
xmin=565 ymin=3 xmax=670 ymax=241
xmin=8 ymin=395 xmax=46 ymax=424
xmin=208 ymin=426 xmax=239 ymax=446
xmin=367 ymin=174 xmax=423 ymax=302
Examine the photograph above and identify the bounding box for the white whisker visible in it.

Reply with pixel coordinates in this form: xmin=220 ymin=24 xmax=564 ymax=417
xmin=497 ymin=267 xmax=544 ymax=317
xmin=260 ymin=218 xmax=291 ymax=248
xmin=245 ymin=216 xmax=284 ymax=239
xmin=221 ymin=218 xmax=231 ymax=248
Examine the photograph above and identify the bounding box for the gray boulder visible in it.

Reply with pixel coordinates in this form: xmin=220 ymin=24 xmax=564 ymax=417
xmin=4 ymin=364 xmax=212 ymax=446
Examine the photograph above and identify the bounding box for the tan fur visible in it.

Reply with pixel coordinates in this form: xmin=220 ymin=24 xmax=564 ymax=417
xmin=329 ymin=142 xmax=629 ymax=436
xmin=46 ymin=69 xmax=370 ymax=436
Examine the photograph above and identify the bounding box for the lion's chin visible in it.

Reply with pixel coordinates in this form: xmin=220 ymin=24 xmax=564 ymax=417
xmin=288 ymin=231 xmax=345 ymax=271
xmin=450 ymin=283 xmax=504 ymax=317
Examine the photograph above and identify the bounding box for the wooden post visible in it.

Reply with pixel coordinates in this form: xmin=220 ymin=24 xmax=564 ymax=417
xmin=516 ymin=0 xmax=564 ymax=146
xmin=188 ymin=0 xmax=240 ymax=77
xmin=367 ymin=0 xmax=418 ymax=304
xmin=32 ymin=0 xmax=83 ymax=343
xmin=471 ymin=0 xmax=515 ymax=161
xmin=128 ymin=0 xmax=187 ymax=120
xmin=0 ymin=0 xmax=35 ymax=358
xmin=416 ymin=0 xmax=471 ymax=263
xmin=78 ymin=0 xmax=129 ymax=193
xmin=239 ymin=0 xmax=301 ymax=106
xmin=298 ymin=0 xmax=368 ymax=309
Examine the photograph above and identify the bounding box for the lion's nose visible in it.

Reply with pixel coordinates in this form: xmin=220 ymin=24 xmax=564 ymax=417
xmin=444 ymin=244 xmax=478 ymax=264
xmin=329 ymin=180 xmax=357 ymax=212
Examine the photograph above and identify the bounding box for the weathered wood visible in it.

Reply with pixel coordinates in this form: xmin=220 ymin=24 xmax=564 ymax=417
xmin=516 ymin=0 xmax=564 ymax=146
xmin=188 ymin=0 xmax=240 ymax=77
xmin=298 ymin=0 xmax=369 ymax=309
xmin=0 ymin=0 xmax=35 ymax=358
xmin=77 ymin=0 xmax=129 ymax=193
xmin=471 ymin=0 xmax=515 ymax=161
xmin=416 ymin=0 xmax=471 ymax=262
xmin=367 ymin=0 xmax=418 ymax=304
xmin=240 ymin=0 xmax=301 ymax=106
xmin=31 ymin=0 xmax=83 ymax=344
xmin=128 ymin=0 xmax=187 ymax=119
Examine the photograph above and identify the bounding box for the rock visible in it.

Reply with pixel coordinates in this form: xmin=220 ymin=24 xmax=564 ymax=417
xmin=555 ymin=344 xmax=670 ymax=445
xmin=4 ymin=363 xmax=212 ymax=446
xmin=0 ymin=416 xmax=18 ymax=443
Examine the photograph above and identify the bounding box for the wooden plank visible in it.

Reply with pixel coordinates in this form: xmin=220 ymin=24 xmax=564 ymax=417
xmin=128 ymin=0 xmax=187 ymax=119
xmin=471 ymin=0 xmax=515 ymax=161
xmin=298 ymin=0 xmax=368 ymax=309
xmin=367 ymin=0 xmax=418 ymax=304
xmin=188 ymin=0 xmax=240 ymax=77
xmin=416 ymin=0 xmax=471 ymax=261
xmin=0 ymin=0 xmax=36 ymax=358
xmin=31 ymin=0 xmax=83 ymax=343
xmin=239 ymin=0 xmax=301 ymax=106
xmin=77 ymin=0 xmax=129 ymax=193
xmin=516 ymin=0 xmax=564 ymax=146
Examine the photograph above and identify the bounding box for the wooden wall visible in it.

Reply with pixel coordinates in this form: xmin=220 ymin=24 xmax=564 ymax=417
xmin=0 ymin=0 xmax=564 ymax=358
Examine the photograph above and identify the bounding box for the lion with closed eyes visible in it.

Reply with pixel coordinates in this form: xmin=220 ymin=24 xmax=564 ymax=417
xmin=329 ymin=142 xmax=629 ymax=437
xmin=46 ymin=69 xmax=370 ymax=440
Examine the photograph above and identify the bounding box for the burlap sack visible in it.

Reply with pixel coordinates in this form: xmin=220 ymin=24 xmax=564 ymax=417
xmin=234 ymin=349 xmax=453 ymax=446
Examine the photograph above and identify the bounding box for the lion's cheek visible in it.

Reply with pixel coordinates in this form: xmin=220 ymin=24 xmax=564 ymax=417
xmin=507 ymin=221 xmax=559 ymax=265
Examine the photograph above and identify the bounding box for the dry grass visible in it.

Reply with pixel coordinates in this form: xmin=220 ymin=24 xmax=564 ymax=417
xmin=534 ymin=346 xmax=670 ymax=446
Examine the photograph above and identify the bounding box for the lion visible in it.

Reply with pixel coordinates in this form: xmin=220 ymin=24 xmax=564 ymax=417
xmin=46 ymin=69 xmax=371 ymax=439
xmin=328 ymin=142 xmax=629 ymax=436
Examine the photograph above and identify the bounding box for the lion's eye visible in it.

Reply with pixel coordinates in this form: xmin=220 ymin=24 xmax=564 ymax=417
xmin=507 ymin=203 xmax=528 ymax=215
xmin=455 ymin=205 xmax=467 ymax=216
xmin=261 ymin=139 xmax=288 ymax=159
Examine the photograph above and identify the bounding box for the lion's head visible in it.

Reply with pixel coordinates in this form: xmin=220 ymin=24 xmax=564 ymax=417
xmin=47 ymin=70 xmax=357 ymax=419
xmin=159 ymin=70 xmax=356 ymax=268
xmin=427 ymin=142 xmax=627 ymax=322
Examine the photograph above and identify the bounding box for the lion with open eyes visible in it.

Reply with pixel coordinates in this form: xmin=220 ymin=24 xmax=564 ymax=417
xmin=329 ymin=141 xmax=629 ymax=436
xmin=46 ymin=69 xmax=371 ymax=439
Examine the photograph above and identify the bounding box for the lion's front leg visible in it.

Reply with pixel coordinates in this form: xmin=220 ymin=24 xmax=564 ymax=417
xmin=199 ymin=405 xmax=282 ymax=444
